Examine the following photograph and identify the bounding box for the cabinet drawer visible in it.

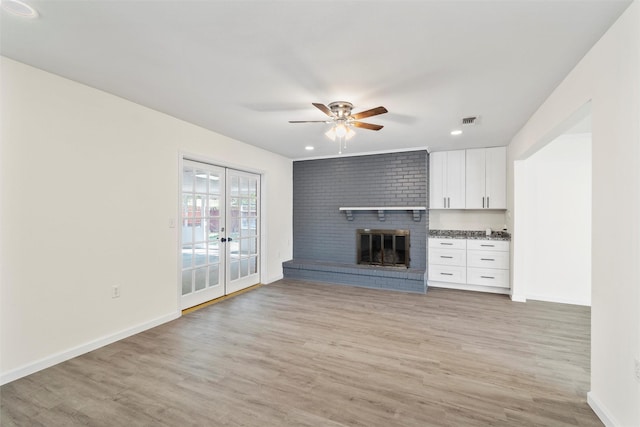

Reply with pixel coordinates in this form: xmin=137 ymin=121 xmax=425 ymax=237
xmin=429 ymin=265 xmax=466 ymax=284
xmin=429 ymin=248 xmax=466 ymax=266
xmin=467 ymin=250 xmax=509 ymax=269
xmin=429 ymin=238 xmax=466 ymax=250
xmin=467 ymin=239 xmax=509 ymax=252
xmin=467 ymin=267 xmax=510 ymax=288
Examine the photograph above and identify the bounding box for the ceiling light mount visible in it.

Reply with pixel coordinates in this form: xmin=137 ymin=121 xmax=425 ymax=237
xmin=327 ymin=101 xmax=354 ymax=119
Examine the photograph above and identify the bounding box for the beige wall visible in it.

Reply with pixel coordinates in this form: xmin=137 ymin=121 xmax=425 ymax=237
xmin=0 ymin=58 xmax=293 ymax=382
xmin=508 ymin=2 xmax=639 ymax=425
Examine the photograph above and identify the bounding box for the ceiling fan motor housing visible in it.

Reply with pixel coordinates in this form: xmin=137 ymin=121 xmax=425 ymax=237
xmin=328 ymin=101 xmax=353 ymax=118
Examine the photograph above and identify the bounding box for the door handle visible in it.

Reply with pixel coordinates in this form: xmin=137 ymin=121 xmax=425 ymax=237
xmin=227 ymin=237 xmax=233 ymax=242
xmin=221 ymin=238 xmax=227 ymax=242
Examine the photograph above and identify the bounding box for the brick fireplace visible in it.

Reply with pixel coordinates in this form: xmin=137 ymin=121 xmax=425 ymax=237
xmin=283 ymin=150 xmax=428 ymax=293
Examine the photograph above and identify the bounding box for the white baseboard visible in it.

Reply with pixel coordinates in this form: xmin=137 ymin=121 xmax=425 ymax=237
xmin=527 ymin=293 xmax=590 ymax=306
xmin=588 ymin=391 xmax=619 ymax=427
xmin=0 ymin=311 xmax=180 ymax=386
xmin=263 ymin=273 xmax=284 ymax=284
xmin=428 ymin=281 xmax=510 ymax=295
xmin=510 ymin=293 xmax=527 ymax=302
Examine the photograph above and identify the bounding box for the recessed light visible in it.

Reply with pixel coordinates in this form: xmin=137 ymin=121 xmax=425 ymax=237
xmin=1 ymin=0 xmax=39 ymax=18
xmin=450 ymin=130 xmax=463 ymax=136
xmin=305 ymin=146 xmax=314 ymax=151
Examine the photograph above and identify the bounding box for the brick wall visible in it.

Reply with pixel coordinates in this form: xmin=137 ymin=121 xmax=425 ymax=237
xmin=292 ymin=150 xmax=428 ymax=270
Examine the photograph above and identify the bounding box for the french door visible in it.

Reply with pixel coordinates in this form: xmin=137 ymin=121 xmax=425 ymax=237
xmin=181 ymin=160 xmax=260 ymax=309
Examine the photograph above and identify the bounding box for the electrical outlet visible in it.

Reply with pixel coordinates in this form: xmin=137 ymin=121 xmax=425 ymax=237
xmin=112 ymin=285 xmax=120 ymax=299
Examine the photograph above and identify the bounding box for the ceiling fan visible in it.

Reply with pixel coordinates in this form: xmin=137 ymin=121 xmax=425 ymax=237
xmin=289 ymin=101 xmax=388 ymax=133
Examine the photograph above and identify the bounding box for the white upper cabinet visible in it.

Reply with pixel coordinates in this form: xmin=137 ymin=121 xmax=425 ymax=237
xmin=465 ymin=147 xmax=506 ymax=209
xmin=429 ymin=150 xmax=465 ymax=209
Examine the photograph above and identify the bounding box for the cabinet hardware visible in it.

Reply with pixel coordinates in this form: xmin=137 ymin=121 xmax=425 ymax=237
xmin=440 ymin=243 xmax=453 ymax=245
xmin=480 ymin=276 xmax=495 ymax=279
xmin=440 ymin=256 xmax=453 ymax=259
xmin=480 ymin=258 xmax=495 ymax=261
xmin=440 ymin=273 xmax=453 ymax=276
xmin=443 ymin=197 xmax=446 ymax=208
xmin=487 ymin=197 xmax=490 ymax=208
xmin=482 ymin=197 xmax=485 ymax=208
xmin=480 ymin=244 xmax=494 ymax=247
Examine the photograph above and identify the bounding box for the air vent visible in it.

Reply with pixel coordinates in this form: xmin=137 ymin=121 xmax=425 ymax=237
xmin=462 ymin=116 xmax=479 ymax=126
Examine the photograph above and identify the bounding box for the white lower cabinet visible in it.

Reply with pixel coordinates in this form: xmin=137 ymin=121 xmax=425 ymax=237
xmin=429 ymin=238 xmax=510 ymax=293
xmin=428 ymin=238 xmax=466 ymax=284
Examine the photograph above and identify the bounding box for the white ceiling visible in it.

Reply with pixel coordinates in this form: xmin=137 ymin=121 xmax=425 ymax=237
xmin=0 ymin=0 xmax=631 ymax=159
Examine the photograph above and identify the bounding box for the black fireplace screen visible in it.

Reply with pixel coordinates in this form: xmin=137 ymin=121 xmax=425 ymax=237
xmin=357 ymin=229 xmax=410 ymax=268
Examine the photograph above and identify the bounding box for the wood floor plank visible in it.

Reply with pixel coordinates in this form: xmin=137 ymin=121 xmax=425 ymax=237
xmin=1 ymin=280 xmax=601 ymax=426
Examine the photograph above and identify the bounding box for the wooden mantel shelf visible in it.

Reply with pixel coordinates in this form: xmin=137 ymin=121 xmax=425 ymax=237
xmin=338 ymin=207 xmax=426 ymax=222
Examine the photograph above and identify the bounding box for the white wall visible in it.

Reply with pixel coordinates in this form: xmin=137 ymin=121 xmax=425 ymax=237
xmin=508 ymin=2 xmax=640 ymax=425
xmin=0 ymin=58 xmax=293 ymax=383
xmin=519 ymin=133 xmax=592 ymax=305
xmin=429 ymin=210 xmax=506 ymax=232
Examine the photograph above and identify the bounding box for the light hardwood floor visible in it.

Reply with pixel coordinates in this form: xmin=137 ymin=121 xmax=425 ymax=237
xmin=1 ymin=280 xmax=601 ymax=426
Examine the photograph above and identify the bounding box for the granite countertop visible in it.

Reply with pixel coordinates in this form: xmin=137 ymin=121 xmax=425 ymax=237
xmin=429 ymin=229 xmax=511 ymax=241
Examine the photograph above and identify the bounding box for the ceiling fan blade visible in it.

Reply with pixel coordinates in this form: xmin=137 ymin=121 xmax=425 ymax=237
xmin=352 ymin=121 xmax=384 ymax=131
xmin=312 ymin=103 xmax=334 ymax=117
xmin=351 ymin=106 xmax=388 ymax=120
xmin=288 ymin=120 xmax=331 ymax=123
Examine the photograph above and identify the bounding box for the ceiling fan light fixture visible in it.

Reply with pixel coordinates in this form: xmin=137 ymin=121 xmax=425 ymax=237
xmin=292 ymin=101 xmax=386 ymax=152
xmin=345 ymin=126 xmax=355 ymax=140
xmin=325 ymin=123 xmax=355 ymax=142
xmin=335 ymin=123 xmax=348 ymax=138
xmin=325 ymin=127 xmax=336 ymax=141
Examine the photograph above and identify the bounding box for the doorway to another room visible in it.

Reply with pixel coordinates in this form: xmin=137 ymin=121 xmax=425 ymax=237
xmin=180 ymin=159 xmax=260 ymax=310
xmin=513 ymin=103 xmax=592 ymax=305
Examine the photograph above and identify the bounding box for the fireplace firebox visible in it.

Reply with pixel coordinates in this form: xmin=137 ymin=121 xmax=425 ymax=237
xmin=357 ymin=229 xmax=410 ymax=268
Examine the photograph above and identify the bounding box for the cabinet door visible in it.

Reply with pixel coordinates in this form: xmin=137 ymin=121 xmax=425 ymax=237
xmin=465 ymin=148 xmax=486 ymax=209
xmin=446 ymin=150 xmax=466 ymax=208
xmin=429 ymin=152 xmax=446 ymax=208
xmin=485 ymin=147 xmax=506 ymax=209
